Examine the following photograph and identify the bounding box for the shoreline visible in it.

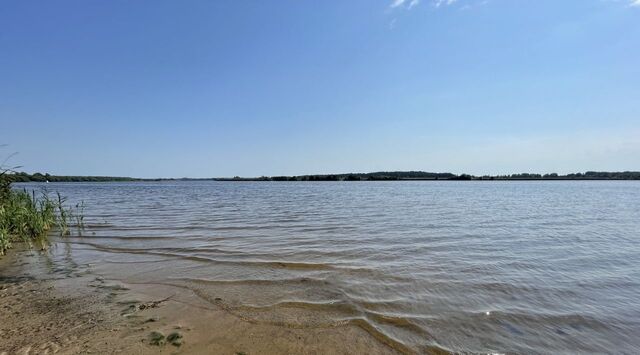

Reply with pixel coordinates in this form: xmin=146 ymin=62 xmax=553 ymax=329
xmin=0 ymin=244 xmax=405 ymax=355
xmin=3 ymin=180 xmax=639 ymax=354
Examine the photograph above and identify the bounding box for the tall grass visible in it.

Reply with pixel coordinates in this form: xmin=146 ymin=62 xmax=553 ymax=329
xmin=0 ymin=176 xmax=84 ymax=256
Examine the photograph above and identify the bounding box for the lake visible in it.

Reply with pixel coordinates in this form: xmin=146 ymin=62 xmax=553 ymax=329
xmin=17 ymin=181 xmax=640 ymax=354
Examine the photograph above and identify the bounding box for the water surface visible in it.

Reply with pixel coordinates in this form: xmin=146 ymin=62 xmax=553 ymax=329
xmin=18 ymin=181 xmax=640 ymax=354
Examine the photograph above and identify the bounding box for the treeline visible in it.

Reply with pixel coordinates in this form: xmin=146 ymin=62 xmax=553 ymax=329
xmin=266 ymin=171 xmax=456 ymax=181
xmin=218 ymin=171 xmax=640 ymax=181
xmin=6 ymin=170 xmax=640 ymax=182
xmin=479 ymin=171 xmax=640 ymax=180
xmin=7 ymin=172 xmax=139 ymax=182
xmin=7 ymin=172 xmax=219 ymax=182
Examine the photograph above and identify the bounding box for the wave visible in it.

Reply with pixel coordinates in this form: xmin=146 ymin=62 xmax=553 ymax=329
xmin=60 ymin=241 xmax=339 ymax=270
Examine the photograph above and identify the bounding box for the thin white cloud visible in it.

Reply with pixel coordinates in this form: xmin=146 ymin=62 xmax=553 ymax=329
xmin=459 ymin=0 xmax=489 ymax=11
xmin=433 ymin=0 xmax=458 ymax=7
xmin=390 ymin=0 xmax=407 ymax=8
xmin=393 ymin=0 xmax=638 ymax=10
xmin=390 ymin=0 xmax=421 ymax=10
xmin=391 ymin=0 xmax=467 ymax=10
xmin=612 ymin=0 xmax=640 ymax=7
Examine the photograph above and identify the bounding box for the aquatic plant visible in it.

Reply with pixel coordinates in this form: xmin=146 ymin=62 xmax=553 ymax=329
xmin=56 ymin=192 xmax=71 ymax=236
xmin=74 ymin=200 xmax=86 ymax=231
xmin=0 ymin=159 xmax=85 ymax=255
xmin=0 ymin=187 xmax=56 ymax=254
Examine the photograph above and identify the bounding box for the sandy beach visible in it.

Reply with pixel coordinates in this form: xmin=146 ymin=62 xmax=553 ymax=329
xmin=0 ymin=244 xmax=403 ymax=355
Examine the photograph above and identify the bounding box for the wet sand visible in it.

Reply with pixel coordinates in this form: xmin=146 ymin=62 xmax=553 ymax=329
xmin=6 ymin=181 xmax=640 ymax=354
xmin=0 ymin=245 xmax=402 ymax=355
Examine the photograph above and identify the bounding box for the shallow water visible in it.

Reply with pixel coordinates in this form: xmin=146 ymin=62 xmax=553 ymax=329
xmin=17 ymin=181 xmax=640 ymax=354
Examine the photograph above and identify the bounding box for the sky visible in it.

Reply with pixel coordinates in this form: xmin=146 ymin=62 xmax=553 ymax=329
xmin=1 ymin=0 xmax=639 ymax=178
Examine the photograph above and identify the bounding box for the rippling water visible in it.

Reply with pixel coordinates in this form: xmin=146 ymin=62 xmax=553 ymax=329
xmin=17 ymin=181 xmax=640 ymax=353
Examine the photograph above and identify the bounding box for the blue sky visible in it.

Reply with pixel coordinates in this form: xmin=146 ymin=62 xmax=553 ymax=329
xmin=1 ymin=0 xmax=639 ymax=178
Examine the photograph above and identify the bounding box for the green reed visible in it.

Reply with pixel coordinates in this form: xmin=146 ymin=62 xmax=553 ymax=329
xmin=56 ymin=191 xmax=71 ymax=236
xmin=74 ymin=200 xmax=86 ymax=232
xmin=0 ymin=176 xmax=85 ymax=256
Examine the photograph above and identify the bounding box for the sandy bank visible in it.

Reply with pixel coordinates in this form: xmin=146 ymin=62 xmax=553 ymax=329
xmin=0 ymin=246 xmax=401 ymax=354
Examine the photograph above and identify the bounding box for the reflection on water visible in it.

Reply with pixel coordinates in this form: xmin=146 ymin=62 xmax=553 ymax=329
xmin=18 ymin=181 xmax=640 ymax=354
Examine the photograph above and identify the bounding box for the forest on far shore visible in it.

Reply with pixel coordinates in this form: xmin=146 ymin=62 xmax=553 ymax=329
xmin=6 ymin=170 xmax=640 ymax=182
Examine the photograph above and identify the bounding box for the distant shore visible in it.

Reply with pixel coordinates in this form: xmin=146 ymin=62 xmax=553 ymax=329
xmin=8 ymin=170 xmax=640 ymax=182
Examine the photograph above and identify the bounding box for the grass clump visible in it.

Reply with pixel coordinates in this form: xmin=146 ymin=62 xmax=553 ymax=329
xmin=0 ymin=167 xmax=84 ymax=256
xmin=0 ymin=185 xmax=57 ymax=254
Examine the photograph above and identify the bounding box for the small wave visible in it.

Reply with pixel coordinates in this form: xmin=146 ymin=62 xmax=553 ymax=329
xmin=170 ymin=276 xmax=329 ymax=287
xmin=61 ymin=241 xmax=338 ymax=270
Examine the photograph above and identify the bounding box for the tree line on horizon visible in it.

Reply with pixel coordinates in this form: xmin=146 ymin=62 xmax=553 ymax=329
xmin=226 ymin=171 xmax=640 ymax=181
xmin=7 ymin=170 xmax=639 ymax=182
xmin=7 ymin=172 xmax=140 ymax=182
